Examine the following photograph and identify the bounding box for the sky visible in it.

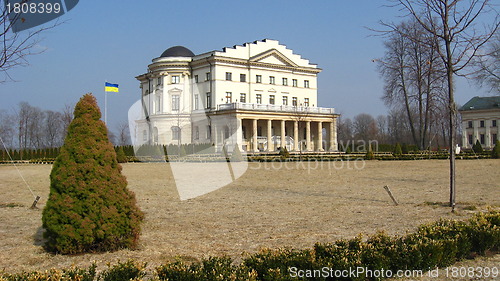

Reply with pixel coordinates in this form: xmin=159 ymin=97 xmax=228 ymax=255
xmin=0 ymin=0 xmax=493 ymax=132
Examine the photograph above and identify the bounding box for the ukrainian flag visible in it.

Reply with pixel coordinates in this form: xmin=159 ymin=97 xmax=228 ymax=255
xmin=105 ymin=82 xmax=119 ymax=92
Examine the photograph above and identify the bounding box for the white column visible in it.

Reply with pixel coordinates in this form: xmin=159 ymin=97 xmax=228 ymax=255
xmin=252 ymin=119 xmax=258 ymax=152
xmin=306 ymin=121 xmax=311 ymax=151
xmin=485 ymin=120 xmax=491 ymax=148
xmin=212 ymin=123 xmax=218 ymax=152
xmin=329 ymin=119 xmax=338 ymax=151
xmin=473 ymin=120 xmax=478 ymax=144
xmin=317 ymin=121 xmax=323 ymax=151
xmin=267 ymin=119 xmax=273 ymax=151
xmin=293 ymin=121 xmax=299 ymax=151
xmin=462 ymin=121 xmax=468 ymax=148
xmin=280 ymin=120 xmax=286 ymax=149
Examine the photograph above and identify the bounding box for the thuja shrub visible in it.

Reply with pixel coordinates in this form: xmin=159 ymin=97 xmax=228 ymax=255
xmin=42 ymin=94 xmax=143 ymax=254
xmin=156 ymin=257 xmax=258 ymax=281
xmin=99 ymin=260 xmax=146 ymax=281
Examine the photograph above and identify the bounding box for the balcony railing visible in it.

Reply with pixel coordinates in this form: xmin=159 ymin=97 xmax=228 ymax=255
xmin=216 ymin=103 xmax=335 ymax=114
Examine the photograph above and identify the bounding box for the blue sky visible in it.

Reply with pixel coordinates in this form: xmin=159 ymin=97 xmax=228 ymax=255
xmin=0 ymin=0 xmax=491 ymax=131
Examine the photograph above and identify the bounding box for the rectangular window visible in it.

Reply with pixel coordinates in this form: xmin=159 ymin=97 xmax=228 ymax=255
xmin=493 ymin=134 xmax=498 ymax=144
xmin=172 ymin=75 xmax=180 ymax=84
xmin=155 ymin=95 xmax=161 ymax=113
xmin=480 ymin=134 xmax=485 ymax=145
xmin=240 ymin=74 xmax=246 ymax=82
xmin=480 ymin=120 xmax=485 ymax=128
xmin=207 ymin=125 xmax=211 ymax=139
xmin=269 ymin=76 xmax=275 ymax=84
xmin=304 ymin=80 xmax=310 ymax=88
xmin=157 ymin=77 xmax=162 ymax=85
xmin=172 ymin=127 xmax=180 ymax=140
xmin=194 ymin=94 xmax=199 ymax=110
xmin=282 ymin=96 xmax=288 ymax=105
xmin=206 ymin=72 xmax=211 ymax=81
xmin=292 ymin=79 xmax=297 ymax=87
xmin=468 ymin=121 xmax=473 ymax=128
xmin=304 ymin=98 xmax=309 ymax=106
xmin=256 ymin=75 xmax=262 ymax=83
xmin=194 ymin=75 xmax=199 ymax=83
xmin=206 ymin=92 xmax=211 ymax=109
xmin=493 ymin=120 xmax=497 ymax=127
xmin=226 ymin=72 xmax=232 ymax=81
xmin=240 ymin=93 xmax=246 ymax=103
xmin=143 ymin=130 xmax=148 ymax=141
xmin=225 ymin=92 xmax=232 ymax=103
xmin=269 ymin=95 xmax=275 ymax=105
xmin=256 ymin=94 xmax=262 ymax=104
xmin=282 ymin=78 xmax=288 ymax=86
xmin=292 ymin=97 xmax=298 ymax=106
xmin=468 ymin=134 xmax=473 ymax=145
xmin=172 ymin=95 xmax=180 ymax=111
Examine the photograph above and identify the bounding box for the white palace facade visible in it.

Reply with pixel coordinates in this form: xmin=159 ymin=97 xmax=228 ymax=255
xmin=135 ymin=39 xmax=339 ymax=153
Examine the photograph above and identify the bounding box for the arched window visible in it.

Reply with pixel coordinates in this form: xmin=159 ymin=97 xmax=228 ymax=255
xmin=172 ymin=126 xmax=181 ymax=141
xmin=194 ymin=126 xmax=199 ymax=140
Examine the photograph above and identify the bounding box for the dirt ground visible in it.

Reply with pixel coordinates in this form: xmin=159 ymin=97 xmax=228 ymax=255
xmin=0 ymin=159 xmax=499 ymax=279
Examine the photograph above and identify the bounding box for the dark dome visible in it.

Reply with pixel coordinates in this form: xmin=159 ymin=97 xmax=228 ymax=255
xmin=160 ymin=46 xmax=195 ymax=57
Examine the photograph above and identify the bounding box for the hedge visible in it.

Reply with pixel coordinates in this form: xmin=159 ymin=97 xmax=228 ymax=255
xmin=1 ymin=210 xmax=498 ymax=280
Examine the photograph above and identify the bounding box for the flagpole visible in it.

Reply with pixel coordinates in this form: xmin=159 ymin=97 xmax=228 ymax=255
xmin=104 ymin=81 xmax=108 ymax=125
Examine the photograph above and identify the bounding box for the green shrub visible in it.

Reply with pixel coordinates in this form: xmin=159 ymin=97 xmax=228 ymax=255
xmin=99 ymin=260 xmax=146 ymax=281
xmin=279 ymin=147 xmax=290 ymax=160
xmin=115 ymin=146 xmax=128 ymax=163
xmin=244 ymin=248 xmax=314 ymax=281
xmin=393 ymin=143 xmax=402 ymax=156
xmin=42 ymin=94 xmax=144 ymax=254
xmin=157 ymin=257 xmax=257 ymax=281
xmin=365 ymin=144 xmax=375 ymax=160
xmin=472 ymin=140 xmax=483 ymax=153
xmin=467 ymin=210 xmax=500 ymax=254
xmin=492 ymin=140 xmax=500 ymax=159
xmin=401 ymin=143 xmax=409 ymax=154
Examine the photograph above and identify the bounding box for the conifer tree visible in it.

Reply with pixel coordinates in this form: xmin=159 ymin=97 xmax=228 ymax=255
xmin=492 ymin=140 xmax=500 ymax=159
xmin=42 ymin=94 xmax=143 ymax=254
xmin=472 ymin=140 xmax=483 ymax=154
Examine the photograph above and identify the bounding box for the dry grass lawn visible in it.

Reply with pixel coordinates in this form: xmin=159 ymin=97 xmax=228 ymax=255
xmin=0 ymin=159 xmax=499 ymax=278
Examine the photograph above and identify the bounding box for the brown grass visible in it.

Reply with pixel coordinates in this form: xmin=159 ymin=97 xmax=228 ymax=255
xmin=0 ymin=159 xmax=499 ymax=277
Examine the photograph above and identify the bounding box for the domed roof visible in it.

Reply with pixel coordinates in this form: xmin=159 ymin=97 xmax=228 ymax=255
xmin=160 ymin=46 xmax=195 ymax=57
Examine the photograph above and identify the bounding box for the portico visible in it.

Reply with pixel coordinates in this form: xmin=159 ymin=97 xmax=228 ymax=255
xmin=206 ymin=103 xmax=338 ymax=152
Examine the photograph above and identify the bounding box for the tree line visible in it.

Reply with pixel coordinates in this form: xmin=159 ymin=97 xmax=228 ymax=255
xmin=0 ymin=102 xmax=131 ymax=151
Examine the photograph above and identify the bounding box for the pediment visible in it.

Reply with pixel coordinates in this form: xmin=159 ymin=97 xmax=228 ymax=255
xmin=250 ymin=49 xmax=298 ymax=67
xmin=168 ymin=87 xmax=183 ymax=94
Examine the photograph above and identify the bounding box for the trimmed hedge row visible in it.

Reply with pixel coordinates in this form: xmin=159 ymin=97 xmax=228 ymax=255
xmin=1 ymin=210 xmax=498 ymax=281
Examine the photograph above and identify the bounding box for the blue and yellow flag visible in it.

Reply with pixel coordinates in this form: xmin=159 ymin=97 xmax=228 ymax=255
xmin=105 ymin=82 xmax=119 ymax=92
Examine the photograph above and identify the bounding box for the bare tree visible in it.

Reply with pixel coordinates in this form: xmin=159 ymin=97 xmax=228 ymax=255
xmin=472 ymin=31 xmax=500 ymax=93
xmin=377 ymin=19 xmax=447 ymax=150
xmin=116 ymin=121 xmax=131 ymax=146
xmin=61 ymin=103 xmax=73 ymax=138
xmin=390 ymin=0 xmax=499 ymax=211
xmin=353 ymin=113 xmax=378 ymax=143
xmin=44 ymin=110 xmax=64 ymax=147
xmin=337 ymin=117 xmax=353 ymax=149
xmin=1 ymin=1 xmax=60 ymax=82
xmin=0 ymin=109 xmax=15 ymax=148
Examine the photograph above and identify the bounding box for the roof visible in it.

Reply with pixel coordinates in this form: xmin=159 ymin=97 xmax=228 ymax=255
xmin=459 ymin=96 xmax=500 ymax=111
xmin=160 ymin=46 xmax=195 ymax=58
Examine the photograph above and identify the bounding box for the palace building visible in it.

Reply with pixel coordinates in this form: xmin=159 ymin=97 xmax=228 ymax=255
xmin=134 ymin=39 xmax=339 ymax=153
xmin=459 ymin=96 xmax=500 ymax=149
